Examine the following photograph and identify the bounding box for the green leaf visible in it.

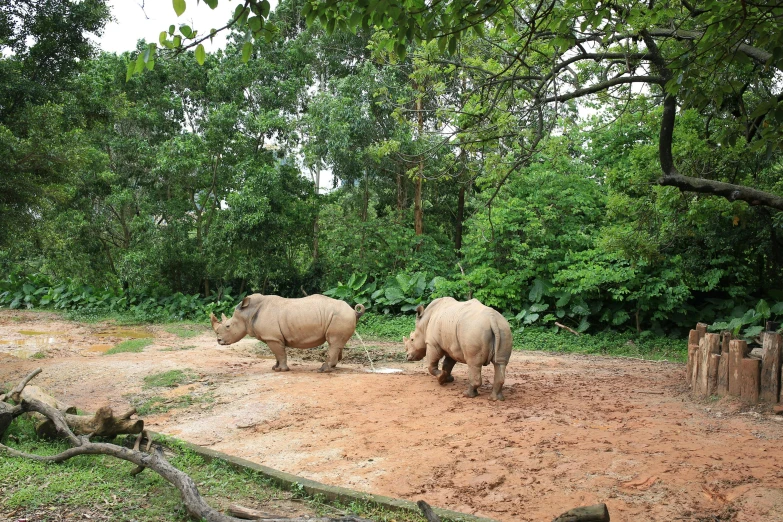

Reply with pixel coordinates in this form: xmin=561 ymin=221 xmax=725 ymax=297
xmin=173 ymin=0 xmax=186 ymax=17
xmin=242 ymin=42 xmax=253 ymax=62
xmin=448 ymin=35 xmax=457 ymax=54
xmin=180 ymin=24 xmax=193 ymax=38
xmin=349 ymin=12 xmax=363 ymax=29
xmin=259 ymin=0 xmax=271 ymax=18
xmin=755 ymin=298 xmax=771 ymax=319
xmin=204 ymin=0 xmax=218 ymax=8
xmin=126 ymin=60 xmax=135 ymax=81
xmin=195 ymin=44 xmax=206 ymax=65
xmin=169 ymin=24 xmax=176 ymax=35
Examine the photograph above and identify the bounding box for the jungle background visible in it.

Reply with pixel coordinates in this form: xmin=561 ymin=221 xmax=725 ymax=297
xmin=3 ymin=0 xmax=783 ymax=343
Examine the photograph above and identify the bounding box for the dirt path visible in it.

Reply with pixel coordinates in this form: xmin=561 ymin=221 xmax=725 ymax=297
xmin=1 ymin=310 xmax=782 ymax=522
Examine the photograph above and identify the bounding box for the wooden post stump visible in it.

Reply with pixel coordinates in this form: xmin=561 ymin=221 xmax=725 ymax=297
xmin=729 ymin=340 xmax=749 ymax=397
xmin=717 ymin=331 xmax=731 ymax=396
xmin=687 ymin=329 xmax=699 ymax=387
xmin=707 ymin=353 xmax=720 ymax=396
xmin=761 ymin=332 xmax=782 ymax=403
xmin=697 ymin=333 xmax=720 ymax=396
xmin=741 ymin=358 xmax=761 ymax=403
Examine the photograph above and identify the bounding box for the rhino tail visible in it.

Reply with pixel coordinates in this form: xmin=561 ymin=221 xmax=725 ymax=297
xmin=488 ymin=315 xmax=501 ymax=366
xmin=354 ymin=303 xmax=366 ymax=319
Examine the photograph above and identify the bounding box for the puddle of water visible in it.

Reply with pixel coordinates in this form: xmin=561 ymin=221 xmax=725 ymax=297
xmin=19 ymin=330 xmax=50 ymax=336
xmin=0 ymin=336 xmax=56 ymax=358
xmin=95 ymin=327 xmax=152 ymax=339
xmin=85 ymin=344 xmax=114 ymax=353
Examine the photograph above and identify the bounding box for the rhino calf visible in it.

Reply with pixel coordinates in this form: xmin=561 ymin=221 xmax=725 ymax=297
xmin=211 ymin=294 xmax=365 ymax=373
xmin=403 ymin=297 xmax=512 ymax=400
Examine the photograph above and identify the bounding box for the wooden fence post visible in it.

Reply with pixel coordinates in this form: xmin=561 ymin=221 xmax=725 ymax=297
xmin=741 ymin=358 xmax=761 ymax=403
xmin=717 ymin=331 xmax=731 ymax=396
xmin=760 ymin=332 xmax=782 ymax=403
xmin=728 ymin=340 xmax=749 ymax=397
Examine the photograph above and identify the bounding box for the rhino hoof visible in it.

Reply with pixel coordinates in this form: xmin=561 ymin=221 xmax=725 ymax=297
xmin=490 ymin=393 xmax=505 ymax=401
xmin=438 ymin=374 xmax=454 ymax=385
xmin=464 ymin=389 xmax=479 ymax=398
xmin=318 ymin=364 xmax=334 ymax=373
xmin=273 ymin=365 xmax=290 ymax=372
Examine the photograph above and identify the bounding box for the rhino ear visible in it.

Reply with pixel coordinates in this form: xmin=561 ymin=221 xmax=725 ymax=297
xmin=416 ymin=305 xmax=425 ymax=318
xmin=210 ymin=313 xmax=220 ymax=332
xmin=240 ymin=296 xmax=251 ymax=309
xmin=221 ymin=312 xmax=228 ymax=323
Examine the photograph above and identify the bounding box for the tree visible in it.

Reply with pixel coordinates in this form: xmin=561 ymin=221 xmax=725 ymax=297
xmin=0 ymin=0 xmax=111 ymax=243
xmin=150 ymin=0 xmax=783 ymax=211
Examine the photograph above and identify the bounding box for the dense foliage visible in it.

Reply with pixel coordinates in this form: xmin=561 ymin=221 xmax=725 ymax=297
xmin=2 ymin=0 xmax=782 ymax=340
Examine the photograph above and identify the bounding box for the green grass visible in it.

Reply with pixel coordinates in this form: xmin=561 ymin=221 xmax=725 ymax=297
xmin=132 ymin=392 xmax=214 ymax=416
xmin=30 ymin=351 xmax=46 ymax=359
xmin=514 ymin=328 xmax=687 ymax=362
xmin=0 ymin=417 xmax=432 ymax=522
xmin=143 ymin=369 xmax=198 ymax=389
xmin=356 ymin=313 xmax=414 ymax=341
xmin=104 ymin=338 xmax=153 ymax=355
xmin=163 ymin=324 xmax=205 ymax=339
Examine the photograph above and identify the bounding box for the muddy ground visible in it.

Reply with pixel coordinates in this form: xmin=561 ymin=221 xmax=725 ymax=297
xmin=1 ymin=310 xmax=782 ymax=522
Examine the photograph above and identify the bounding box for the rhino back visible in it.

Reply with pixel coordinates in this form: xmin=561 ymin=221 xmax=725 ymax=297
xmin=250 ymin=295 xmax=357 ymax=348
xmin=429 ymin=301 xmax=509 ymax=365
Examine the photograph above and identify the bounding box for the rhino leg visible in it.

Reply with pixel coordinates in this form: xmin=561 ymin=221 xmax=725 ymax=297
xmin=427 ymin=346 xmax=445 ymax=377
xmin=464 ymin=365 xmax=481 ymax=398
xmin=267 ymin=342 xmax=290 ymax=372
xmin=438 ymin=355 xmax=456 ymax=385
xmin=319 ymin=342 xmax=343 ymax=373
xmin=490 ymin=363 xmax=506 ymax=401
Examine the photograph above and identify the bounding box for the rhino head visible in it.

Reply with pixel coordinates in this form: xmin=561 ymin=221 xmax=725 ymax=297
xmin=403 ymin=331 xmax=426 ymax=361
xmin=211 ymin=298 xmax=251 ymax=345
xmin=403 ymin=305 xmax=427 ymax=361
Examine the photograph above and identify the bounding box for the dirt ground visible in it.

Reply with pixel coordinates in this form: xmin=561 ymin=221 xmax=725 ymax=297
xmin=1 ymin=310 xmax=782 ymax=522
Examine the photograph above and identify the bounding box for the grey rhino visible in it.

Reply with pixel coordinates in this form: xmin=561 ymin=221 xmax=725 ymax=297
xmin=211 ymin=294 xmax=365 ymax=373
xmin=403 ymin=297 xmax=512 ymax=400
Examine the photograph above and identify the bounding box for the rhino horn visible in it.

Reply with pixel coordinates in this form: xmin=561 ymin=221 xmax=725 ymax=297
xmin=403 ymin=336 xmax=408 ymax=344
xmin=221 ymin=313 xmax=228 ymax=323
xmin=210 ymin=313 xmax=220 ymax=331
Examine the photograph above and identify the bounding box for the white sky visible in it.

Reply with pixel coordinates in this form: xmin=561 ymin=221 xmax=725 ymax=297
xmin=98 ymin=0 xmax=239 ymax=53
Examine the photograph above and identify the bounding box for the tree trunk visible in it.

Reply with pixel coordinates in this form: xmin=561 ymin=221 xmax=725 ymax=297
xmin=551 ymin=503 xmax=610 ymax=522
xmin=414 ymin=94 xmax=424 ymax=237
xmin=717 ymin=331 xmax=731 ymax=396
xmin=455 ymin=184 xmax=465 ymax=254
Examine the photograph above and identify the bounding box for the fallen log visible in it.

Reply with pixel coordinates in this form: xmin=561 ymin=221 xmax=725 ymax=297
xmin=36 ymin=406 xmax=143 ymax=439
xmin=552 ymin=503 xmax=610 ymax=522
xmin=21 ymin=385 xmax=76 ymax=414
xmin=0 ymin=369 xmax=42 ymax=438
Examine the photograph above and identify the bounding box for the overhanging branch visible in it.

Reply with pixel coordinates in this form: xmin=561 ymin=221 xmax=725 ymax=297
xmin=658 ymin=173 xmax=783 ymax=210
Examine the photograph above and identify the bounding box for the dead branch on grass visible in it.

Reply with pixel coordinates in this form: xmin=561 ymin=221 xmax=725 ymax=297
xmin=0 ymin=369 xmax=371 ymax=522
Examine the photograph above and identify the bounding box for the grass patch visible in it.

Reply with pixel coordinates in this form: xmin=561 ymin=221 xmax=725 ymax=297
xmin=132 ymin=392 xmax=214 ymax=416
xmin=163 ymin=324 xmax=205 ymax=339
xmin=30 ymin=351 xmax=46 ymax=359
xmin=514 ymin=328 xmax=686 ymax=362
xmin=160 ymin=345 xmax=196 ymax=352
xmin=104 ymin=338 xmax=153 ymax=355
xmin=356 ymin=313 xmax=414 ymax=341
xmin=143 ymin=369 xmax=198 ymax=388
xmin=1 ymin=416 xmax=418 ymax=522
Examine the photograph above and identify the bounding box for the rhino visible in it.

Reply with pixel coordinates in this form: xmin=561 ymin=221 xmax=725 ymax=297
xmin=403 ymin=297 xmax=512 ymax=400
xmin=211 ymin=294 xmax=365 ymax=373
